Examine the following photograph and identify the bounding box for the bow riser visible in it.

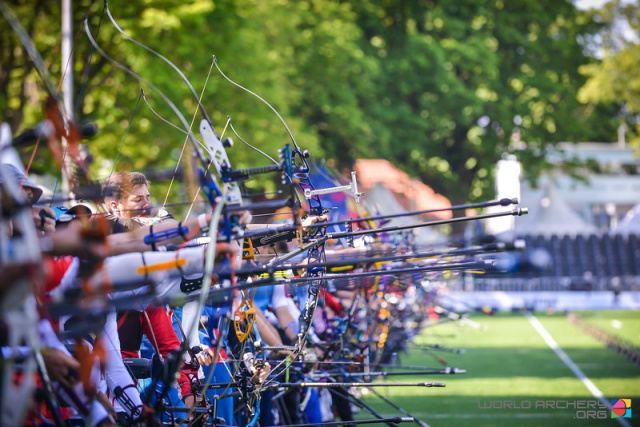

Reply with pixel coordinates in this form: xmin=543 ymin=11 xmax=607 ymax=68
xmin=200 ymin=119 xmax=243 ymax=206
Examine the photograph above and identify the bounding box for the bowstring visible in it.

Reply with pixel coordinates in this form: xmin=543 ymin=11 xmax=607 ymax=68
xmin=227 ymin=119 xmax=279 ymax=166
xmin=184 ymin=116 xmax=231 ymax=220
xmin=90 ymin=10 xmax=352 ymax=420
xmin=108 ymin=89 xmax=143 ymax=179
xmin=213 ymin=55 xmax=300 ymax=152
xmin=162 ymin=56 xmax=216 ymax=209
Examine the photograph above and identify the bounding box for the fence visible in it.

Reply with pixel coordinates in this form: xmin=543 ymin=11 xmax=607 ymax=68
xmin=454 ymin=233 xmax=640 ymax=292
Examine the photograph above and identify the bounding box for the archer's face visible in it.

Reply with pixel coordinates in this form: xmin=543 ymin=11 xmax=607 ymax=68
xmin=112 ymin=184 xmax=151 ymax=218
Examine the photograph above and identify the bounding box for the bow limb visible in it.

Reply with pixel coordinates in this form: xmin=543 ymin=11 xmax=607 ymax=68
xmin=101 ymin=6 xmax=248 ymax=238
xmin=0 ymin=1 xmax=58 ymax=98
xmin=85 ymin=15 xmax=238 ymax=419
xmin=104 ymin=0 xmax=215 ymax=126
xmin=0 ymin=2 xmax=93 ymax=199
xmin=213 ymin=56 xmax=301 ymax=152
xmin=168 ymin=308 xmax=214 ymax=408
xmin=0 ymin=3 xmax=83 ymax=422
xmin=103 ymin=4 xmax=238 ymax=205
xmin=0 ymin=164 xmax=48 ymax=425
xmin=206 ymin=59 xmax=370 ymax=366
xmin=83 ymin=18 xmax=206 ymax=167
xmin=136 ymin=53 xmax=217 ymax=209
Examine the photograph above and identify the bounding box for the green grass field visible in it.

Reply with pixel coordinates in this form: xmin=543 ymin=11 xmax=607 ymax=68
xmin=356 ymin=311 xmax=640 ymax=427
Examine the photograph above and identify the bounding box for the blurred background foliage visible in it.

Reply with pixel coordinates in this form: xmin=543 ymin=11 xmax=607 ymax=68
xmin=0 ymin=0 xmax=635 ymax=216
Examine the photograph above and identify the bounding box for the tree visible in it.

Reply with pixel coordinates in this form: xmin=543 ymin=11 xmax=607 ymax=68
xmin=345 ymin=0 xmax=617 ymax=233
xmin=0 ymin=0 xmax=376 ymax=214
xmin=578 ymin=0 xmax=640 ymax=147
xmin=1 ymin=0 xmax=620 ymax=227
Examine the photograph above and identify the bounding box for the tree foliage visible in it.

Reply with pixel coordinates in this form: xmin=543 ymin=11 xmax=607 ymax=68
xmin=578 ymin=0 xmax=640 ymax=146
xmin=0 ymin=0 xmax=620 ymax=219
xmin=348 ymin=0 xmax=618 ymax=210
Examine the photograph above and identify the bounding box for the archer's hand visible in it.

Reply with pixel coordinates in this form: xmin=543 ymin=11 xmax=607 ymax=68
xmin=237 ymin=210 xmax=253 ymax=226
xmin=32 ymin=207 xmax=56 ymax=236
xmin=250 ymin=361 xmax=271 ymax=384
xmin=42 ymin=348 xmax=80 ymax=390
xmin=196 ymin=344 xmax=216 ymax=366
xmin=45 ymin=221 xmax=109 ymax=259
xmin=204 ymin=209 xmax=252 ymax=227
xmin=301 ymin=214 xmax=328 ymax=233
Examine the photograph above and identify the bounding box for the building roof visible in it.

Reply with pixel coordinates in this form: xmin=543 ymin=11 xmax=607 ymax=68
xmin=354 ymin=159 xmax=452 ymax=219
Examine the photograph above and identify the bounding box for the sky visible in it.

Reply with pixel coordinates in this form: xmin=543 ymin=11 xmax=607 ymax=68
xmin=574 ymin=0 xmax=609 ymax=9
xmin=574 ymin=0 xmax=639 ymax=48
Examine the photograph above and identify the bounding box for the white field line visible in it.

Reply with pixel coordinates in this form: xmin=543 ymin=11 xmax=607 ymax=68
xmin=526 ymin=313 xmax=631 ymax=427
xmin=375 ymin=413 xmax=564 ymax=419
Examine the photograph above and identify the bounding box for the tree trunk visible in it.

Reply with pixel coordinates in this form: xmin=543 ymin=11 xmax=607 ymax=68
xmin=449 ymin=192 xmax=470 ymax=241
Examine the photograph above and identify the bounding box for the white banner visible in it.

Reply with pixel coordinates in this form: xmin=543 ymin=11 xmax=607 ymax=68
xmin=439 ymin=291 xmax=640 ymax=312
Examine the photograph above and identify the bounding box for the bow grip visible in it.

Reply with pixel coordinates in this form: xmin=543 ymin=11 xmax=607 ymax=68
xmin=143 ymin=226 xmax=189 ymax=245
xmin=199 ymin=168 xmax=222 ymax=206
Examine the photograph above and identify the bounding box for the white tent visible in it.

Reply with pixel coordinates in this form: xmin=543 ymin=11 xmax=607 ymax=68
xmin=611 ymin=202 xmax=640 ymax=236
xmin=515 ymin=184 xmax=598 ymax=236
xmin=365 ymin=182 xmax=446 ymax=245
